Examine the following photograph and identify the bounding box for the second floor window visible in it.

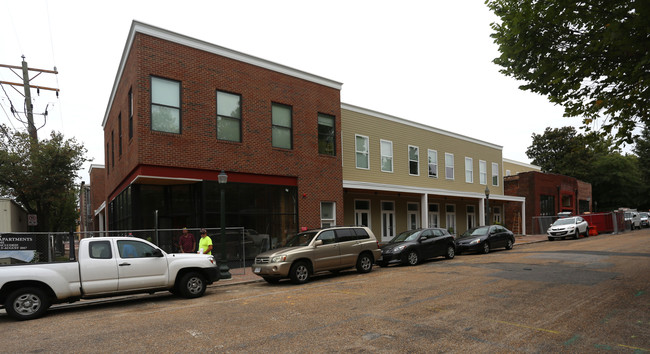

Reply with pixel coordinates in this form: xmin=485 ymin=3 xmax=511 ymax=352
xmin=428 ymin=149 xmax=438 ymax=178
xmin=479 ymin=160 xmax=487 ymax=185
xmin=128 ymin=88 xmax=133 ymax=139
xmin=355 ymin=135 xmax=369 ymax=169
xmin=318 ymin=113 xmax=335 ymax=155
xmin=380 ymin=140 xmax=393 ymax=172
xmin=492 ymin=162 xmax=499 ymax=186
xmin=465 ymin=157 xmax=473 ymax=183
xmin=151 ymin=76 xmax=180 ymax=134
xmin=217 ymin=91 xmax=242 ymax=142
xmin=445 ymin=153 xmax=454 ymax=180
xmin=409 ymin=146 xmax=419 ymax=175
xmin=272 ymin=103 xmax=292 ymax=149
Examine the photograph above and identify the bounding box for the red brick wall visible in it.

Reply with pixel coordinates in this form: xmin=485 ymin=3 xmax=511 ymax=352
xmin=103 ymin=33 xmax=343 ymax=229
xmin=89 ymin=166 xmax=105 ymax=231
xmin=504 ymin=171 xmax=592 ymax=234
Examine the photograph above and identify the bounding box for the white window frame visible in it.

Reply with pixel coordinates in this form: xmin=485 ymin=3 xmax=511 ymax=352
xmin=505 ymin=170 xmax=511 ymax=176
xmin=380 ymin=139 xmax=393 ymax=173
xmin=479 ymin=160 xmax=487 ymax=185
xmin=466 ymin=205 xmax=476 ymax=229
xmin=493 ymin=205 xmax=502 ymax=224
xmin=445 ymin=153 xmax=454 ymax=180
xmin=320 ymin=202 xmax=336 ymax=227
xmin=408 ymin=145 xmax=419 ymax=176
xmin=445 ymin=204 xmax=456 ymax=234
xmin=381 ymin=200 xmax=396 ymax=242
xmin=428 ymin=203 xmax=439 ymax=227
xmin=428 ymin=149 xmax=438 ymax=178
xmin=354 ymin=199 xmax=371 ymax=228
xmin=465 ymin=157 xmax=473 ymax=183
xmin=492 ymin=162 xmax=499 ymax=186
xmin=355 ymin=134 xmax=370 ymax=170
xmin=407 ymin=202 xmax=420 ymax=230
xmin=151 ymin=76 xmax=181 ymax=134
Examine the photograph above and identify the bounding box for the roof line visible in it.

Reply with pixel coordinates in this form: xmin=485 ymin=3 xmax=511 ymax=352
xmin=341 ymin=103 xmax=503 ymax=150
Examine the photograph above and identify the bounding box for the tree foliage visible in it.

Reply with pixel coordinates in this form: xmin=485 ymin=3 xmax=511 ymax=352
xmin=526 ymin=126 xmax=612 ymax=181
xmin=526 ymin=126 xmax=644 ymax=211
xmin=0 ymin=125 xmax=88 ymax=231
xmin=486 ymin=0 xmax=650 ymax=144
xmin=589 ymin=153 xmax=644 ymax=211
xmin=633 ymin=126 xmax=650 ymax=209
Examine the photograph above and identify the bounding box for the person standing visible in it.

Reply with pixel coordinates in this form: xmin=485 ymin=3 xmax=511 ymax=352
xmin=197 ymin=228 xmax=213 ymax=255
xmin=179 ymin=227 xmax=196 ymax=253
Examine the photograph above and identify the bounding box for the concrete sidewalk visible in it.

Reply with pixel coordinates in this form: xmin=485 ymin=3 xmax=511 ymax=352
xmin=213 ymin=234 xmax=551 ymax=288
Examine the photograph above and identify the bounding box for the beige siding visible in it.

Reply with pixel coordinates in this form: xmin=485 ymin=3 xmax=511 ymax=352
xmin=342 ymin=107 xmax=505 ymax=196
xmin=503 ymin=159 xmax=541 ymax=177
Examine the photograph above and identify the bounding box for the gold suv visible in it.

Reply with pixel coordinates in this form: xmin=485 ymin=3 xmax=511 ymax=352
xmin=251 ymin=226 xmax=381 ymax=284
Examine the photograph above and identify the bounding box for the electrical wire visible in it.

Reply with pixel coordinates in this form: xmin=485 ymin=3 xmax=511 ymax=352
xmin=45 ymin=0 xmax=63 ymax=130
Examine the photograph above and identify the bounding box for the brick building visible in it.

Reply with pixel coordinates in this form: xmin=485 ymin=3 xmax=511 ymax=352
xmin=504 ymin=171 xmax=592 ymax=235
xmin=94 ymin=21 xmax=343 ymax=252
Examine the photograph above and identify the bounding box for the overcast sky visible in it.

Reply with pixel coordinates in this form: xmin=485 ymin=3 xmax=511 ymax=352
xmin=0 ymin=0 xmax=582 ymax=183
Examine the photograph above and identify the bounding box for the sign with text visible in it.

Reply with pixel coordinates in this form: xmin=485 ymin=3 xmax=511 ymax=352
xmin=0 ymin=235 xmax=36 ymax=251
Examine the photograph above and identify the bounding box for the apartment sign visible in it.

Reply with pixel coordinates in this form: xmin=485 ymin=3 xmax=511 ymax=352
xmin=0 ymin=235 xmax=36 ymax=251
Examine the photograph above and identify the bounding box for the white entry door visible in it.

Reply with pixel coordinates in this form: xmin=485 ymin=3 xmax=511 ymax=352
xmin=381 ymin=201 xmax=395 ymax=242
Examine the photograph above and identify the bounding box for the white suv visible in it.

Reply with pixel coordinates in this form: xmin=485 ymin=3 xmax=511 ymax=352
xmin=625 ymin=211 xmax=641 ymax=230
xmin=547 ymin=216 xmax=589 ymax=240
xmin=252 ymin=226 xmax=381 ymax=284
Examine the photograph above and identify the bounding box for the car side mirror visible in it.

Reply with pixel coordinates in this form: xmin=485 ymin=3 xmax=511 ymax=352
xmin=152 ymin=249 xmax=163 ymax=257
xmin=314 ymin=240 xmax=323 ymax=247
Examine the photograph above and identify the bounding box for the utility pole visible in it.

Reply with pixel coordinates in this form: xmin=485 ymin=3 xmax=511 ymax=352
xmin=0 ymin=56 xmax=59 ymax=141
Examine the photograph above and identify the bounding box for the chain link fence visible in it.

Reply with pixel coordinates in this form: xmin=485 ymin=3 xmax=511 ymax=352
xmin=0 ymin=227 xmax=269 ymax=275
xmin=531 ymin=212 xmax=627 ymax=235
xmin=0 ymin=232 xmax=77 ymax=264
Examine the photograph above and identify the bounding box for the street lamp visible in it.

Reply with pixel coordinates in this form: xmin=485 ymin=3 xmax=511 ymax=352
xmin=218 ymin=170 xmax=231 ymax=279
xmin=485 ymin=186 xmax=490 ymax=226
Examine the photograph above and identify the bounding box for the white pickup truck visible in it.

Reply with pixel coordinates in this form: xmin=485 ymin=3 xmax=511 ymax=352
xmin=0 ymin=237 xmax=220 ymax=321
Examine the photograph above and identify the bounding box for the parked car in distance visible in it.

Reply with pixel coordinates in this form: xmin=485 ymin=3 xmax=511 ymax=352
xmin=251 ymin=226 xmax=381 ymax=284
xmin=640 ymin=212 xmax=649 ymax=228
xmin=455 ymin=225 xmax=515 ymax=254
xmin=377 ymin=228 xmax=455 ymax=267
xmin=625 ymin=211 xmax=642 ymax=230
xmin=547 ymin=216 xmax=589 ymax=240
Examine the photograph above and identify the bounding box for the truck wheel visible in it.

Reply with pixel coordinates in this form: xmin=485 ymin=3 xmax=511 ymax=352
xmin=178 ymin=272 xmax=206 ymax=298
xmin=289 ymin=261 xmax=310 ymax=284
xmin=5 ymin=287 xmax=50 ymax=321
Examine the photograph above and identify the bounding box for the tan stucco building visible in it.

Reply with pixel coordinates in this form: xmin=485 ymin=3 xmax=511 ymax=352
xmin=341 ymin=104 xmax=527 ymax=240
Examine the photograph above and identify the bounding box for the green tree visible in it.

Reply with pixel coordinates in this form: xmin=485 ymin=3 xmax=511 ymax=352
xmin=589 ymin=153 xmax=644 ymax=211
xmin=486 ymin=0 xmax=650 ymax=144
xmin=526 ymin=126 xmax=612 ymax=181
xmin=633 ymin=126 xmax=650 ymax=209
xmin=0 ymin=125 xmax=88 ymax=231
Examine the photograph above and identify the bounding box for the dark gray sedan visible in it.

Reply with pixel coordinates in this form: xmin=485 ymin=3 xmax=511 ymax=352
xmin=378 ymin=228 xmax=456 ymax=266
xmin=455 ymin=225 xmax=515 ymax=254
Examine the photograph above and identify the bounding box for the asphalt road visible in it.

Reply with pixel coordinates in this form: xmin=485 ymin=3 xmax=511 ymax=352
xmin=2 ymin=231 xmax=649 ymax=353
